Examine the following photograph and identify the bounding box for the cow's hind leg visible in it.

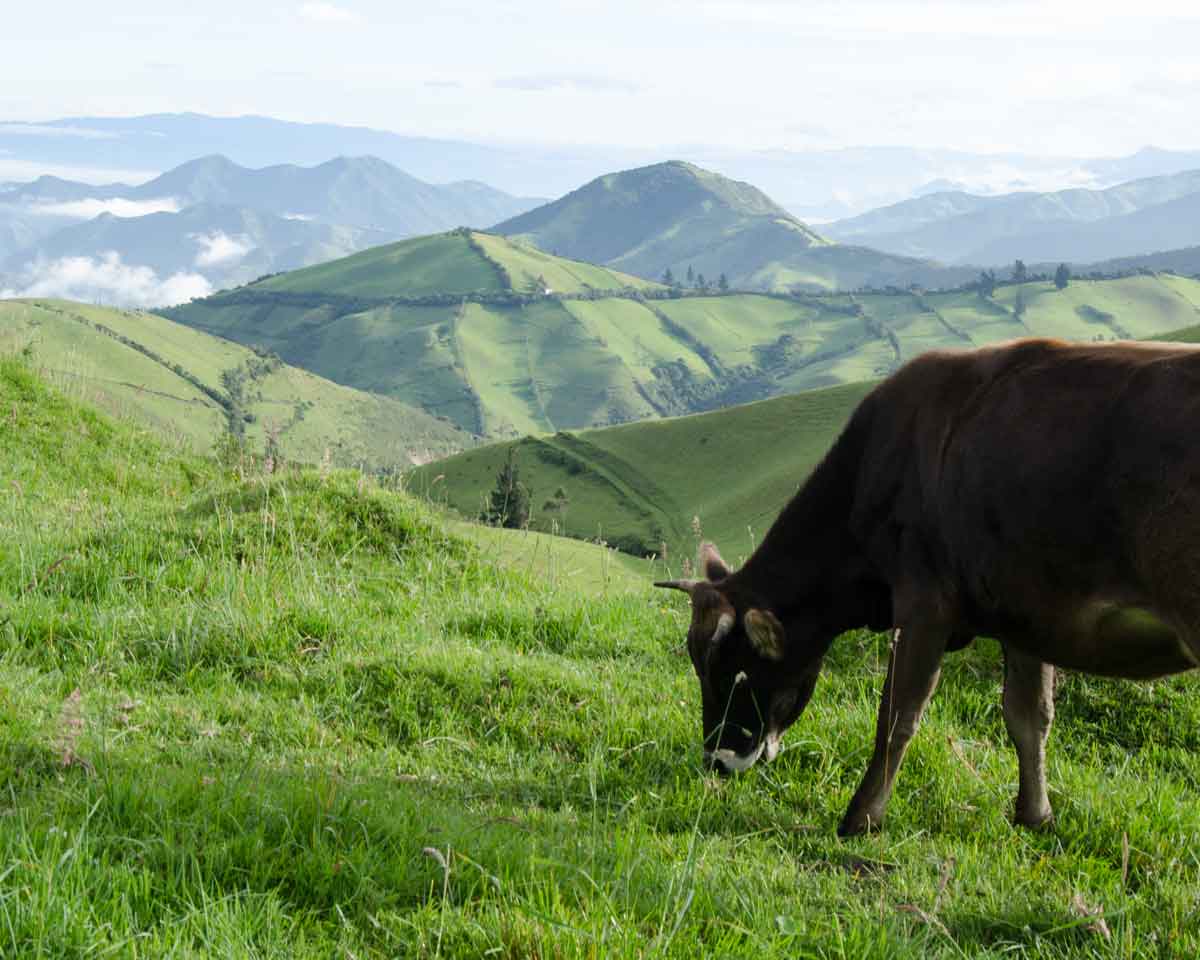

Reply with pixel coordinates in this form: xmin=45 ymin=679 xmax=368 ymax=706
xmin=838 ymin=622 xmax=947 ymax=837
xmin=1002 ymin=644 xmax=1055 ymax=828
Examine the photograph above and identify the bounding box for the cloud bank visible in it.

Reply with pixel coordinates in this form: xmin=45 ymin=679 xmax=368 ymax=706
xmin=0 ymin=252 xmax=211 ymax=307
xmin=36 ymin=197 xmax=181 ymax=219
xmin=191 ymin=230 xmax=255 ymax=267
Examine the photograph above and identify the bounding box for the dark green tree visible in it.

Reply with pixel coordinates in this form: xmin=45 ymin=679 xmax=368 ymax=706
xmin=1055 ymin=263 xmax=1071 ymax=290
xmin=718 ymin=272 xmax=729 ymax=292
xmin=663 ymin=267 xmax=675 ymax=286
xmin=480 ymin=448 xmax=530 ymax=529
xmin=977 ymin=269 xmax=997 ymax=298
xmin=686 ymin=265 xmax=694 ymax=285
xmin=1012 ymin=259 xmax=1028 ymax=283
xmin=695 ymin=272 xmax=706 ymax=290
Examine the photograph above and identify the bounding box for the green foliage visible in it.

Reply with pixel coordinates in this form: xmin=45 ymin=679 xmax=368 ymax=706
xmin=480 ymin=446 xmax=530 ymax=529
xmin=1056 ymin=262 xmax=1072 ymax=290
xmin=1013 ymin=259 xmax=1028 ymax=283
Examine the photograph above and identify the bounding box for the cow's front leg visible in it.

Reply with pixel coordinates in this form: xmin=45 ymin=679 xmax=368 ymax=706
xmin=1002 ymin=644 xmax=1055 ymax=828
xmin=838 ymin=624 xmax=947 ymax=837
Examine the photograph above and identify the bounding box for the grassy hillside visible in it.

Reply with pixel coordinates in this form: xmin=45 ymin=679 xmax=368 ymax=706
xmin=172 ymin=264 xmax=1200 ymax=437
xmin=410 ymin=283 xmax=1200 ymax=560
xmin=5 ymin=354 xmax=1200 ymax=956
xmin=493 ymin=160 xmax=978 ymax=292
xmin=0 ymin=298 xmax=471 ymax=466
xmin=411 ymin=381 xmax=876 ymax=559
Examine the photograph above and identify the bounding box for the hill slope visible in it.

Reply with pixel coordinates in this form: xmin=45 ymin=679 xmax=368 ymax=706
xmin=0 ymin=298 xmax=471 ymax=466
xmin=170 ymin=236 xmax=1200 ymax=439
xmin=493 ymin=161 xmax=976 ymax=292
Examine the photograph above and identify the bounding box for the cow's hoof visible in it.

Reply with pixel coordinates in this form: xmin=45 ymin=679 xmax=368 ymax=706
xmin=837 ymin=811 xmax=882 ymax=838
xmin=1014 ymin=808 xmax=1055 ymax=831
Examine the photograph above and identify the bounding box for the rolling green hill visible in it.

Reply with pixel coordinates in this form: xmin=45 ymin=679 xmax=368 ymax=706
xmin=410 ymin=284 xmax=1200 ymax=561
xmin=0 ymin=298 xmax=471 ymax=467
xmin=492 ymin=160 xmax=977 ymax=292
xmin=170 ymin=239 xmax=1200 ymax=440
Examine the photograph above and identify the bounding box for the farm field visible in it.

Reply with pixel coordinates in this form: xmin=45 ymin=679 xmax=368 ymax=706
xmin=0 ymin=298 xmax=471 ymax=468
xmin=3 ymin=353 xmax=1200 ymax=957
xmin=169 ymin=232 xmax=1200 ymax=438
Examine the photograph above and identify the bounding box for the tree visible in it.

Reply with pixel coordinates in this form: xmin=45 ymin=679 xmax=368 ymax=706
xmin=663 ymin=267 xmax=675 ymax=287
xmin=1055 ymin=263 xmax=1071 ymax=290
xmin=542 ymin=485 xmax=570 ymax=529
xmin=695 ymin=272 xmax=706 ymax=290
xmin=977 ymin=269 xmax=997 ymax=299
xmin=480 ymin=448 xmax=530 ymax=529
xmin=686 ymin=265 xmax=694 ymax=285
xmin=1012 ymin=259 xmax=1028 ymax=284
xmin=718 ymin=273 xmax=729 ymax=292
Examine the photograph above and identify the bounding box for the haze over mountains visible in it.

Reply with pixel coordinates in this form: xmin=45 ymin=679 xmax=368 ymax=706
xmin=0 ymin=154 xmax=541 ymax=303
xmin=825 ymin=168 xmax=1200 ymax=266
xmin=8 ymin=113 xmax=1200 ymax=219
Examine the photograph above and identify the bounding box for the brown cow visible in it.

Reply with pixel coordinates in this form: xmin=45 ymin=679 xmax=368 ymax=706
xmin=657 ymin=338 xmax=1200 ymax=836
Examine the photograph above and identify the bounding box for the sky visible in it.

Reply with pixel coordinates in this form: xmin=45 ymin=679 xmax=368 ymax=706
xmin=2 ymin=0 xmax=1200 ymax=156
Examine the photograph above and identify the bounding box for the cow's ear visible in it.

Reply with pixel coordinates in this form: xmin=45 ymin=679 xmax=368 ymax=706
xmin=699 ymin=542 xmax=730 ymax=581
xmin=744 ymin=609 xmax=785 ymax=661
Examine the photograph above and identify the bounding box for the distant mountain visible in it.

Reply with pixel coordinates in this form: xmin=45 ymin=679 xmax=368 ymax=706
xmin=494 ymin=161 xmax=975 ymax=292
xmin=824 ymin=169 xmax=1200 ymax=265
xmin=9 ymin=113 xmax=1200 ymax=218
xmin=123 ymin=155 xmax=542 ymax=234
xmin=0 ymin=155 xmax=542 ymax=305
xmin=2 ymin=203 xmax=393 ymax=292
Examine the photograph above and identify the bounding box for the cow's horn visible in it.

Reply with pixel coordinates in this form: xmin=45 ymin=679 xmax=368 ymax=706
xmin=653 ymin=579 xmax=700 ymax=594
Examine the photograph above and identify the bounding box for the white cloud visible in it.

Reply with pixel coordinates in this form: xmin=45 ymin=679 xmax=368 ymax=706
xmin=36 ymin=197 xmax=181 ymax=219
xmin=191 ymin=231 xmax=255 ymax=267
xmin=283 ymin=212 xmax=314 ymax=221
xmin=0 ymin=252 xmax=211 ymax=307
xmin=298 ymin=2 xmax=361 ymax=23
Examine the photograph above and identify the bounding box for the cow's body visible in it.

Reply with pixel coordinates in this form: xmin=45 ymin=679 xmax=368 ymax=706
xmin=658 ymin=338 xmax=1200 ymax=834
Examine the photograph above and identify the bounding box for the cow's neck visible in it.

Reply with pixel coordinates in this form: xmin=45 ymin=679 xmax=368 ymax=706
xmin=729 ymin=405 xmax=872 ymax=624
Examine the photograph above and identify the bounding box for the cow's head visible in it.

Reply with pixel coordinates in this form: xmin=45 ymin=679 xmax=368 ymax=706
xmin=656 ymin=543 xmax=823 ymax=774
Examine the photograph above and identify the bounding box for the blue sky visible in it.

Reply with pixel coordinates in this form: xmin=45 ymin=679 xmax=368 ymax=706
xmin=4 ymin=0 xmax=1200 ymax=155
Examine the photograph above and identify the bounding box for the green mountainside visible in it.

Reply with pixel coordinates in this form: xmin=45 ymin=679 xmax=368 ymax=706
xmin=0 ymin=298 xmax=471 ymax=467
xmin=493 ymin=161 xmax=976 ymax=291
xmin=169 ymin=233 xmax=1200 ymax=439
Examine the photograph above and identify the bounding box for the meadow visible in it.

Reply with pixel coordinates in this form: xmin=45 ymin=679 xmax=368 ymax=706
xmin=3 ymin=355 xmax=1200 ymax=957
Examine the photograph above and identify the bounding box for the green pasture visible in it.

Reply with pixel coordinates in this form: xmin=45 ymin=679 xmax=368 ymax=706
xmin=3 ymin=355 xmax=1199 ymax=957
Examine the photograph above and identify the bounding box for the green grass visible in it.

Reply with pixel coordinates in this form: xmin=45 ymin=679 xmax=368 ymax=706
xmin=0 ymin=299 xmax=472 ymax=467
xmin=410 ymin=381 xmax=878 ymax=560
xmin=5 ymin=354 xmax=1200 ymax=957
xmin=172 ymin=260 xmax=1200 ymax=438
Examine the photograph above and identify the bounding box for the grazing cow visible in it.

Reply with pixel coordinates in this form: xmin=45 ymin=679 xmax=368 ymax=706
xmin=657 ymin=338 xmax=1200 ymax=836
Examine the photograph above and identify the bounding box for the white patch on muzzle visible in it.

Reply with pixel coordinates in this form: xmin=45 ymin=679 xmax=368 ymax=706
xmin=707 ymin=739 xmax=766 ymax=773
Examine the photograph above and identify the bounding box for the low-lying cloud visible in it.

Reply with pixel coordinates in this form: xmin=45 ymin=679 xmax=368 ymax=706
xmin=36 ymin=197 xmax=182 ymax=219
xmin=0 ymin=252 xmax=211 ymax=307
xmin=191 ymin=231 xmax=255 ymax=267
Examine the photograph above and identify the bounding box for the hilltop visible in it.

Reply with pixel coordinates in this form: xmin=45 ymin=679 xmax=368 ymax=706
xmin=0 ymin=298 xmax=471 ymax=466
xmin=169 ymin=234 xmax=1200 ymax=439
xmin=493 ymin=161 xmax=976 ymax=292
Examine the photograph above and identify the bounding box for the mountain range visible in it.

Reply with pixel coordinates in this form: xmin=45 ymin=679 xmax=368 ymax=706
xmin=0 ymin=154 xmax=542 ymax=301
xmin=824 ymin=168 xmax=1200 ymax=267
xmin=9 ymin=113 xmax=1200 ymax=218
